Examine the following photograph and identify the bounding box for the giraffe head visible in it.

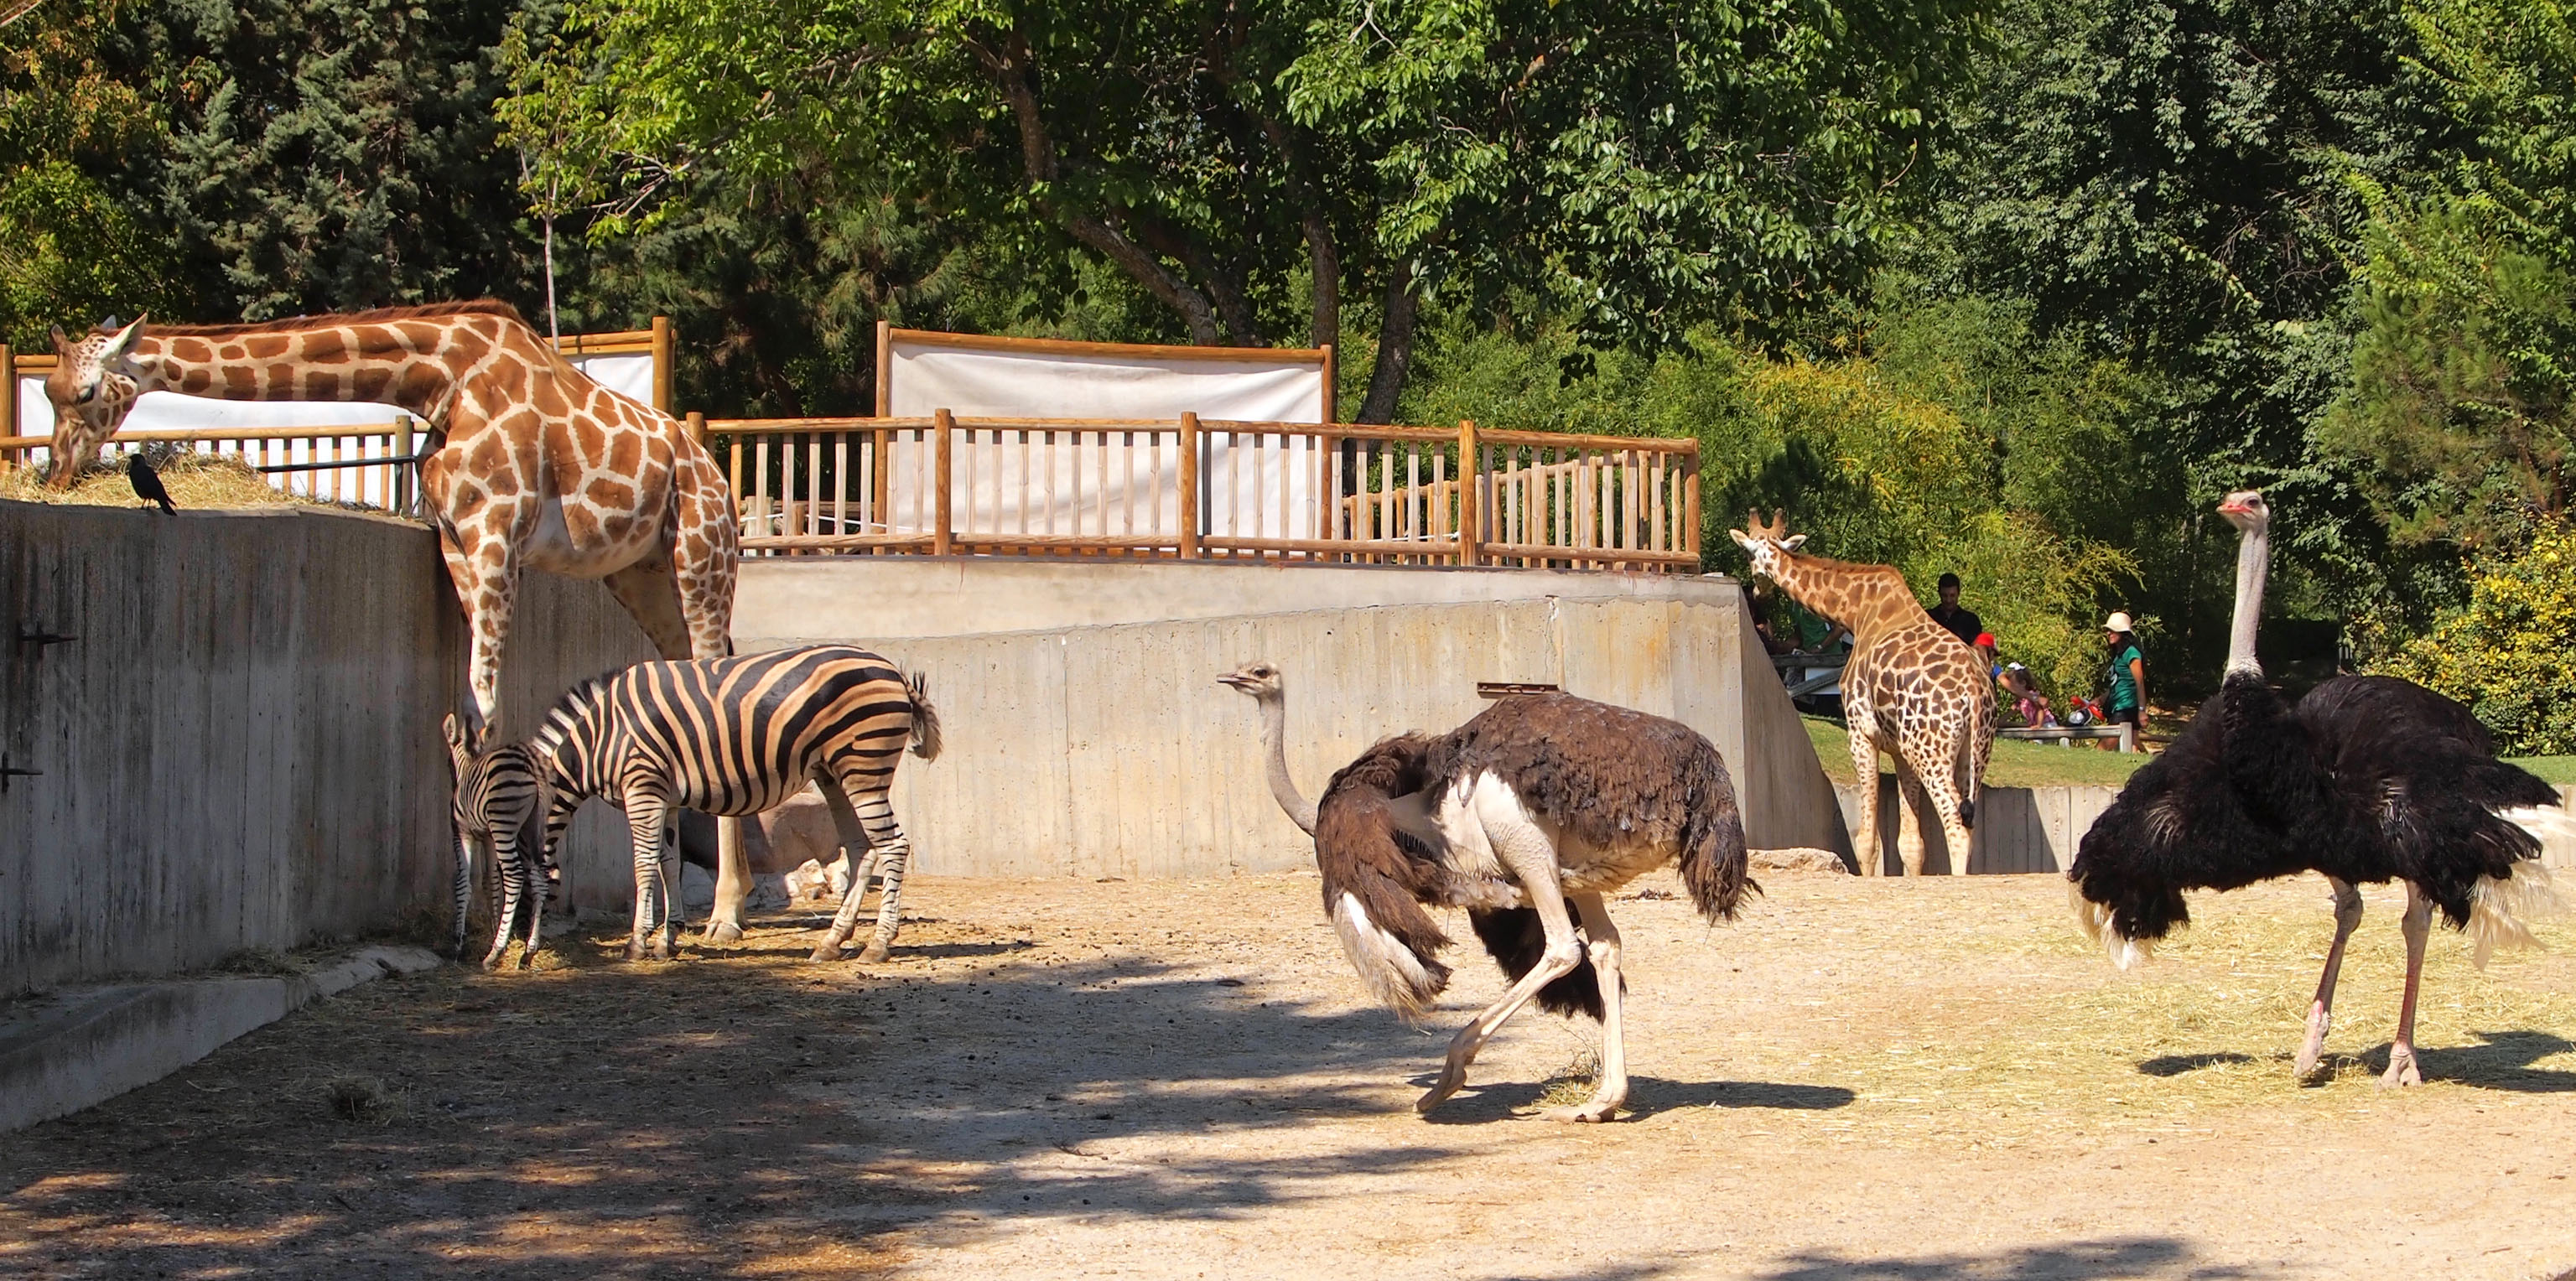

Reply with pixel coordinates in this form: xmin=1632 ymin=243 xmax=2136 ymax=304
xmin=42 ymin=315 xmax=151 ymax=490
xmin=1727 ymin=508 xmax=1807 ymax=583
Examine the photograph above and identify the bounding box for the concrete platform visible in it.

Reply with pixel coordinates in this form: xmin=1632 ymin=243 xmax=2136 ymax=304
xmin=0 ymin=945 xmax=439 ymax=1133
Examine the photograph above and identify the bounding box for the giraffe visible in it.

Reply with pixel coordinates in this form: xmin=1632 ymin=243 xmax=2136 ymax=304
xmin=1731 ymin=510 xmax=1994 ymax=876
xmin=44 ymin=303 xmax=763 ymax=938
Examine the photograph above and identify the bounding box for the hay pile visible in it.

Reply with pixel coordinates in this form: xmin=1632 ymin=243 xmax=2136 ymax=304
xmin=0 ymin=450 xmax=366 ymax=512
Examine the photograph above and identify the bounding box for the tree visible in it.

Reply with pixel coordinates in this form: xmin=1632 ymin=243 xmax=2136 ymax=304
xmin=504 ymin=0 xmax=1987 ymax=419
xmin=0 ymin=0 xmax=174 ymax=345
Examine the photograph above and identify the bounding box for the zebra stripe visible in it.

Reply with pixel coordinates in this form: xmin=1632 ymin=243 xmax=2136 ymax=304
xmin=449 ymin=741 xmax=551 ymax=968
xmin=504 ymin=645 xmax=941 ymax=962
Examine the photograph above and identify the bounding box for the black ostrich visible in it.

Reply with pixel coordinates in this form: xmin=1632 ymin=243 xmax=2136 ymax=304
xmin=1218 ymin=666 xmax=1753 ymax=1121
xmin=2070 ymin=490 xmax=2571 ymax=1086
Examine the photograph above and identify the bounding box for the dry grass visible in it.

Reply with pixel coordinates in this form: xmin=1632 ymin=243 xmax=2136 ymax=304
xmin=1532 ymin=1048 xmax=1603 ymax=1109
xmin=0 ymin=450 xmax=373 ymax=513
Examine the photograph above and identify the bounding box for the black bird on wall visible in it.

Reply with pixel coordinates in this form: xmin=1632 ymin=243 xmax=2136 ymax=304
xmin=127 ymin=453 xmax=174 ymax=514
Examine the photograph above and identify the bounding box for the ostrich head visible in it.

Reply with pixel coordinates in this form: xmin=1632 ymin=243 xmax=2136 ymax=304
xmin=1727 ymin=508 xmax=1808 ymax=583
xmin=1218 ymin=661 xmax=1285 ymax=703
xmin=44 ymin=315 xmax=151 ymax=490
xmin=2216 ymin=489 xmax=2269 ymax=535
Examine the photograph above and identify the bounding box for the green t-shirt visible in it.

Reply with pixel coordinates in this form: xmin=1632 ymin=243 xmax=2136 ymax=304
xmin=2106 ymin=641 xmax=2144 ymax=711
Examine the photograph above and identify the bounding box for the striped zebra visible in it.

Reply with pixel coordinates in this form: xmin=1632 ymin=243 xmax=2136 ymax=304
xmin=441 ymin=718 xmax=553 ymax=969
xmin=464 ymin=644 xmax=942 ymax=962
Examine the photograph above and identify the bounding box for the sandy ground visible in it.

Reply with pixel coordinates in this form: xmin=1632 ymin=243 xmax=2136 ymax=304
xmin=3 ymin=870 xmax=2573 ymax=1280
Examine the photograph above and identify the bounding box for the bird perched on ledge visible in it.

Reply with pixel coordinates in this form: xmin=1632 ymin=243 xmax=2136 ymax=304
xmin=127 ymin=453 xmax=175 ymax=514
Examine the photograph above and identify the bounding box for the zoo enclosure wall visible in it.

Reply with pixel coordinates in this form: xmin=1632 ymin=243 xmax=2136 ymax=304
xmin=0 ymin=500 xmax=655 ymax=995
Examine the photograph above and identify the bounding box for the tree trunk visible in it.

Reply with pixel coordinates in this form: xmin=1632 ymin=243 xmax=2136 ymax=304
xmin=974 ymin=30 xmax=1220 ymax=345
xmin=1304 ymin=210 xmax=1339 ymax=353
xmin=1358 ymin=268 xmax=1420 ymax=424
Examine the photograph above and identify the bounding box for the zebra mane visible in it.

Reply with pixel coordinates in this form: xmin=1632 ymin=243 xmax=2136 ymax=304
xmin=528 ymin=672 xmax=616 ymax=761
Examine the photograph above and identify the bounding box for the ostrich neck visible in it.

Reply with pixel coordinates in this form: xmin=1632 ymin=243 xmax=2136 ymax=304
xmin=1258 ymin=696 xmax=1317 ymax=836
xmin=2226 ymin=521 xmax=2269 ymax=676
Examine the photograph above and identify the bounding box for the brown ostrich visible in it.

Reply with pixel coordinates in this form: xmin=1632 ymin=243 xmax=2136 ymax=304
xmin=1220 ymin=664 xmax=1754 ymax=1121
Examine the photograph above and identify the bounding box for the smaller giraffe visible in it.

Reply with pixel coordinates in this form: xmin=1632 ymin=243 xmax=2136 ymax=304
xmin=1732 ymin=511 xmax=1994 ymax=876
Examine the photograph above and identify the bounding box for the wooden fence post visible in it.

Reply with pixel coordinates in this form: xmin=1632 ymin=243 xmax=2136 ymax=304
xmin=1177 ymin=412 xmax=1201 ymax=559
xmin=650 ymin=315 xmax=673 ymax=414
xmin=0 ymin=344 xmax=14 ymax=476
xmin=1457 ymin=418 xmax=1481 ymax=567
xmin=394 ymin=414 xmax=414 ymax=516
xmin=933 ymin=408 xmax=954 ymax=557
xmin=1683 ymin=443 xmax=1701 ymax=563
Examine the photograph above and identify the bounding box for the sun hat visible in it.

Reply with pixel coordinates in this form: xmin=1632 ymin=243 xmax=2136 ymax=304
xmin=2105 ymin=611 xmax=2133 ymax=632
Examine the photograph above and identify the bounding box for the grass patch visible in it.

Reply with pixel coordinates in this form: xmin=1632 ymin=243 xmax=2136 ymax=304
xmin=2506 ymin=755 xmax=2576 ymax=786
xmin=1804 ymin=714 xmax=2154 ymax=788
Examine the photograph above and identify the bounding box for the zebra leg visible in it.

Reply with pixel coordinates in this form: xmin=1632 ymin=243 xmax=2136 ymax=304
xmin=657 ymin=821 xmax=688 ymax=960
xmin=806 ymin=772 xmax=877 ymax=962
xmin=846 ymin=775 xmax=916 ymax=965
xmin=450 ymin=830 xmax=475 ymax=962
xmin=484 ymin=832 xmax=522 ymax=971
xmin=519 ymin=825 xmax=547 ymax=970
xmin=624 ymin=793 xmax=673 ymax=962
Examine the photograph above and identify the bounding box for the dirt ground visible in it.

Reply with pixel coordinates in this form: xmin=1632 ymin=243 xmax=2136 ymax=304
xmin=4 ymin=870 xmax=2573 ymax=1280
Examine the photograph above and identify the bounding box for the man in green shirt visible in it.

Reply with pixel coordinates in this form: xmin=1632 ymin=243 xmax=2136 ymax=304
xmin=2103 ymin=611 xmax=2146 ymax=732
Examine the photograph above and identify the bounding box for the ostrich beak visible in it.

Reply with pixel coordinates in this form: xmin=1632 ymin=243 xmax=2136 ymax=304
xmin=1217 ymin=672 xmax=1254 ymax=691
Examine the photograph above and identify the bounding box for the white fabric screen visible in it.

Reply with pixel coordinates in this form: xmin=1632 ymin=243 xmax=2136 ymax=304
xmin=12 ymin=352 xmax=655 ymax=508
xmin=882 ymin=335 xmax=1329 ymax=542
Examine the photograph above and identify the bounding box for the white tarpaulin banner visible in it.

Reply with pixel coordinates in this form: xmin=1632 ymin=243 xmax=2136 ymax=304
xmin=12 ymin=352 xmax=655 ymax=508
xmin=881 ymin=332 xmax=1330 ymax=541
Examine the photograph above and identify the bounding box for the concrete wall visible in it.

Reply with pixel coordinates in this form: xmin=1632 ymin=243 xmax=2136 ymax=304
xmin=543 ymin=585 xmax=1846 ymax=892
xmin=1835 ymin=780 xmax=2119 ymax=875
xmin=0 ymin=500 xmax=652 ymax=995
xmin=736 ymin=555 xmax=1733 ymax=640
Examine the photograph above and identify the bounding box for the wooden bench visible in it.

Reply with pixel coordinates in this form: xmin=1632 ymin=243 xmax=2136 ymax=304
xmin=1998 ymin=723 xmax=2137 ymax=752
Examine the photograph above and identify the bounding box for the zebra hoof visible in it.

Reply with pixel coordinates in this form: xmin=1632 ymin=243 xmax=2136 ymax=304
xmin=625 ymin=940 xmax=649 ymax=962
xmin=807 ymin=945 xmax=844 ymax=963
xmin=703 ymin=921 xmax=744 ymax=945
xmin=857 ymin=943 xmax=891 ymax=964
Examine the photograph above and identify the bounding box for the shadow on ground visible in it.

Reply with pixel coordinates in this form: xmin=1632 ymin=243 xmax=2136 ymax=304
xmin=1754 ymin=1235 xmax=2253 ymax=1280
xmin=2137 ymin=1031 xmax=2576 ymax=1091
xmin=0 ymin=906 xmax=1803 ymax=1279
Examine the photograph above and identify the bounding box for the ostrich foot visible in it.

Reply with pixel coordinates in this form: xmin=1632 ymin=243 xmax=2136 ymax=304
xmin=1414 ymin=1066 xmax=1467 ymax=1113
xmin=1541 ymin=1100 xmax=1621 ymax=1123
xmin=2294 ymin=1004 xmax=2332 ymax=1081
xmin=702 ymin=920 xmax=744 ymax=945
xmin=857 ymin=942 xmax=891 ymax=964
xmin=2379 ymin=1045 xmax=2423 ymax=1089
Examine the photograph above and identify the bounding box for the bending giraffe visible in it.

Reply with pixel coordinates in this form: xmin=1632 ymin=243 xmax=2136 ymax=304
xmin=43 ymin=304 xmax=765 ymax=937
xmin=1732 ymin=511 xmax=1993 ymax=875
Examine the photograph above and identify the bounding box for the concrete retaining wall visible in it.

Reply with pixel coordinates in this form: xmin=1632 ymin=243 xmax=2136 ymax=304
xmin=0 ymin=500 xmax=653 ymax=995
xmin=531 ymin=581 xmax=1847 ymax=895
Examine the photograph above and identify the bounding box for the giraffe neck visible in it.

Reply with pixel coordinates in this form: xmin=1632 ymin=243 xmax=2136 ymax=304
xmin=1766 ymin=552 xmax=1924 ymax=642
xmin=129 ymin=322 xmax=479 ymax=416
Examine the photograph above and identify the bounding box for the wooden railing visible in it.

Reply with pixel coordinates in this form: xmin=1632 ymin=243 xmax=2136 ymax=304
xmin=707 ymin=413 xmax=1702 ymax=570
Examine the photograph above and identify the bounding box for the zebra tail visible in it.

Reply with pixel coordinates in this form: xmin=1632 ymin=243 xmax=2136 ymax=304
xmin=906 ymin=671 xmax=943 ymax=762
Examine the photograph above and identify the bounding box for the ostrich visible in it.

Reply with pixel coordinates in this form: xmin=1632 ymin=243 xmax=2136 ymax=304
xmin=2070 ymin=490 xmax=2570 ymax=1086
xmin=1218 ymin=663 xmax=1754 ymax=1121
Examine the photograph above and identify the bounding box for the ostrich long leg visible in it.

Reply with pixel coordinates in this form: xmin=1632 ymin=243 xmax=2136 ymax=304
xmin=2381 ymin=883 xmax=2433 ymax=1088
xmin=1548 ymin=892 xmax=1628 ymax=1123
xmin=1416 ymin=780 xmax=1586 ymax=1114
xmin=2296 ymin=877 xmax=2366 ymax=1081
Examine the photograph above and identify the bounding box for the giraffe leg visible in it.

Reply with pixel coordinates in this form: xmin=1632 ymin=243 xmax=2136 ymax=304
xmin=1545 ymin=892 xmax=1629 ymax=1123
xmin=668 ymin=454 xmax=741 ymax=663
xmin=1894 ymin=770 xmax=1929 ymax=878
xmin=1419 ymin=775 xmax=1587 ymax=1115
xmin=2381 ymin=883 xmax=2433 ymax=1088
xmin=1846 ymin=722 xmax=1885 ymax=876
xmin=1916 ymin=770 xmax=1973 ymax=876
xmin=600 ymin=559 xmax=751 ymax=942
xmin=2296 ymin=877 xmax=2365 ymax=1081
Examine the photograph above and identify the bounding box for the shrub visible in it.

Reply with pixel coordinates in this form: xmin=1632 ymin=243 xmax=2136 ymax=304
xmin=2380 ymin=522 xmax=2576 ymax=753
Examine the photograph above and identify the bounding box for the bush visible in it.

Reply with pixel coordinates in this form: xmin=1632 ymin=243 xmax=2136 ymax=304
xmin=2380 ymin=522 xmax=2576 ymax=753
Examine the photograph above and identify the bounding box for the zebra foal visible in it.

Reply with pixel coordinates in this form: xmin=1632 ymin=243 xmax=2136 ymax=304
xmin=460 ymin=644 xmax=943 ymax=962
xmin=442 ymin=719 xmax=553 ymax=968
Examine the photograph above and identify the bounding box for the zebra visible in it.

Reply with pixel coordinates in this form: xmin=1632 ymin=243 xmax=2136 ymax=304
xmin=442 ymin=718 xmax=553 ymax=969
xmin=462 ymin=644 xmax=943 ymax=962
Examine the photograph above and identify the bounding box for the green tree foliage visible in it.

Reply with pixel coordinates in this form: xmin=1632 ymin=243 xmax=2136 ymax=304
xmin=2381 ymin=521 xmax=2576 ymax=753
xmin=0 ymin=1 xmax=174 ymax=347
xmin=501 ymin=0 xmax=1987 ymax=417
